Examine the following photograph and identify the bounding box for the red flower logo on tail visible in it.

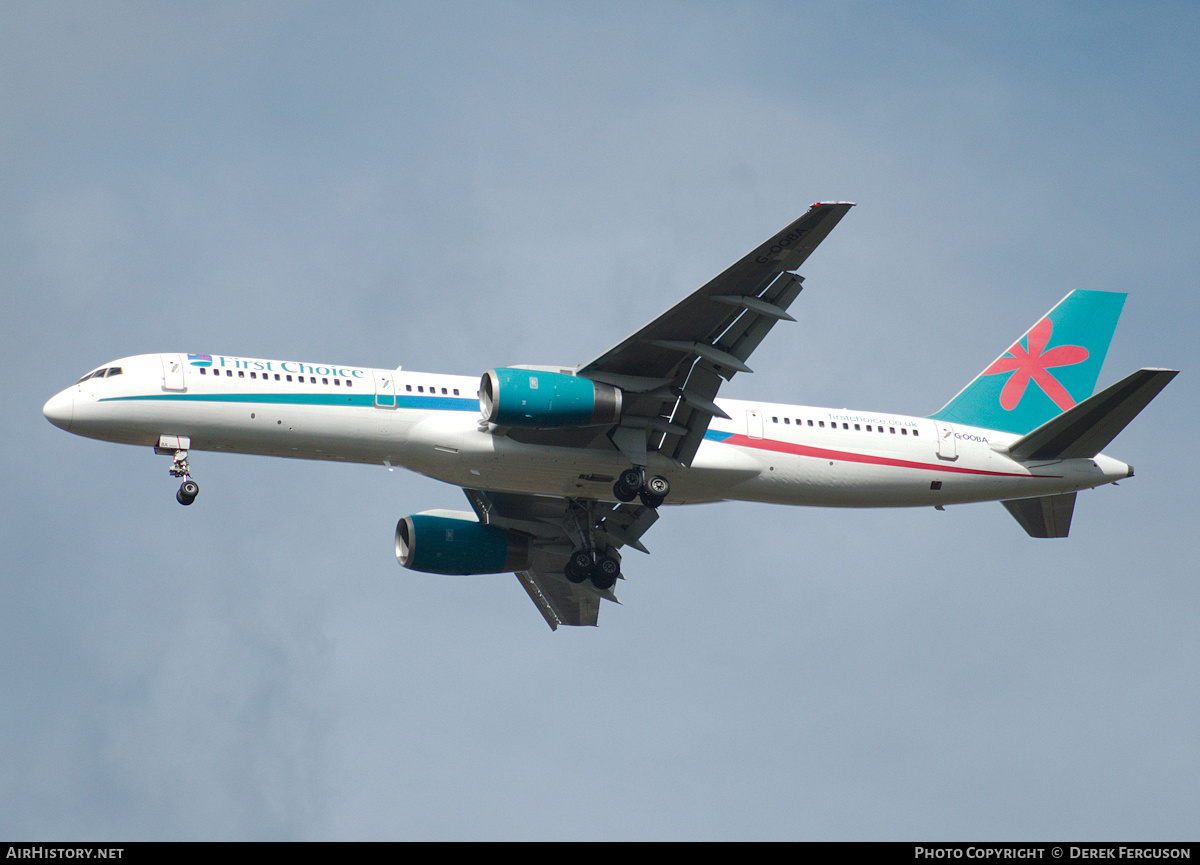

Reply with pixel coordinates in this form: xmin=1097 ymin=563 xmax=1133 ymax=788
xmin=983 ymin=317 xmax=1088 ymax=411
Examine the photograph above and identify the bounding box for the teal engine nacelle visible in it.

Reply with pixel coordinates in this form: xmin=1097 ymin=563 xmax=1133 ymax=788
xmin=480 ymin=368 xmax=622 ymax=428
xmin=395 ymin=511 xmax=531 ymax=575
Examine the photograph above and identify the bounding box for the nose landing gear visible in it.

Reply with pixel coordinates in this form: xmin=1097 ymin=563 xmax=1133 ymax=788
xmin=170 ymin=451 xmax=198 ymax=505
xmin=156 ymin=436 xmax=199 ymax=506
xmin=612 ymin=467 xmax=669 ymax=509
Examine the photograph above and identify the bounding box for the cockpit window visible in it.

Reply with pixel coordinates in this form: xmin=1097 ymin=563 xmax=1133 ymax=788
xmin=76 ymin=367 xmax=123 ymax=383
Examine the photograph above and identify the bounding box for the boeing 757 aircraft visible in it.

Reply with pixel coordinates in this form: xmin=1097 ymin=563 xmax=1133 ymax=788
xmin=42 ymin=203 xmax=1177 ymax=628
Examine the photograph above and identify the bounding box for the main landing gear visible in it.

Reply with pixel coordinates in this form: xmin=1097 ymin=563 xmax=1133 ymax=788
xmin=612 ymin=467 xmax=670 ymax=509
xmin=170 ymin=449 xmax=199 ymax=506
xmin=564 ymin=548 xmax=622 ymax=591
xmin=561 ymin=499 xmax=623 ymax=591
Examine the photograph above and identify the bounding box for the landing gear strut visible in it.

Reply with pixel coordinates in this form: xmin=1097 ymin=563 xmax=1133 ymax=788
xmin=612 ymin=467 xmax=669 ymax=509
xmin=563 ymin=499 xmax=622 ymax=590
xmin=169 ymin=449 xmax=198 ymax=506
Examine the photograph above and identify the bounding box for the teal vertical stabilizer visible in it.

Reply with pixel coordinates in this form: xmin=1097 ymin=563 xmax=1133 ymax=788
xmin=929 ymin=290 xmax=1126 ymax=435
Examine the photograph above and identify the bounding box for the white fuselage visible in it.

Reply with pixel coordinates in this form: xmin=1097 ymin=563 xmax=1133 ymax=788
xmin=43 ymin=353 xmax=1132 ymax=508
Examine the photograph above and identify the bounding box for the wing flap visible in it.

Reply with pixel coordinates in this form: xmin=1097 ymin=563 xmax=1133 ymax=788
xmin=516 ymin=571 xmax=602 ymax=630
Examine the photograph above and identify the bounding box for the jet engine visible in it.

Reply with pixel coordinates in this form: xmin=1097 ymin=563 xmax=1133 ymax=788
xmin=395 ymin=510 xmax=530 ymax=575
xmin=479 ymin=368 xmax=621 ymax=428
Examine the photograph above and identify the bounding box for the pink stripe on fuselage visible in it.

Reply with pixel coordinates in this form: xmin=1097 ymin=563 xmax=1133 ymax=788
xmin=720 ymin=434 xmax=1057 ymax=478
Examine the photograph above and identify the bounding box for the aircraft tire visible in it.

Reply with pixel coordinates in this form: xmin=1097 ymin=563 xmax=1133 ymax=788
xmin=565 ymin=550 xmax=594 ymax=584
xmin=592 ymin=555 xmax=620 ymax=590
xmin=638 ymin=491 xmax=664 ymax=509
xmin=645 ymin=475 xmax=670 ymax=497
xmin=613 ymin=480 xmax=638 ymax=502
xmin=176 ymin=480 xmax=198 ymax=506
xmin=618 ymin=468 xmax=643 ymax=491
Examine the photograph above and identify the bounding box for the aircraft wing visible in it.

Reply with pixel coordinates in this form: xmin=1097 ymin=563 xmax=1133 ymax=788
xmin=463 ymin=488 xmax=659 ymax=629
xmin=577 ymin=202 xmax=854 ymax=466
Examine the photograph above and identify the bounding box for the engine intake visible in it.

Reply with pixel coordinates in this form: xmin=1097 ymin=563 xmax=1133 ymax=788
xmin=395 ymin=511 xmax=530 ymax=575
xmin=480 ymin=368 xmax=621 ymax=428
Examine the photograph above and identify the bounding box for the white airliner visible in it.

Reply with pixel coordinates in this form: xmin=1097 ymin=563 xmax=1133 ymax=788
xmin=43 ymin=203 xmax=1176 ymax=628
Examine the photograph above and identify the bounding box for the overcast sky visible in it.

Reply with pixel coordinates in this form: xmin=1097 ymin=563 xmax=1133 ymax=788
xmin=3 ymin=1 xmax=1198 ymax=841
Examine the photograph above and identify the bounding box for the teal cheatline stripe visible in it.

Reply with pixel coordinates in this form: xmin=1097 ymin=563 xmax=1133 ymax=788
xmin=102 ymin=392 xmax=377 ymax=407
xmin=397 ymin=395 xmax=478 ymax=412
xmin=704 ymin=429 xmax=734 ymax=442
xmin=101 ymin=392 xmax=479 ymax=411
xmin=929 ymin=290 xmax=1126 ymax=435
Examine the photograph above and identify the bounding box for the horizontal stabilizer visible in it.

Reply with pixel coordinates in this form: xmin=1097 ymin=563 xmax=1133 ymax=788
xmin=1002 ymin=492 xmax=1077 ymax=538
xmin=1006 ymin=368 xmax=1177 ymax=462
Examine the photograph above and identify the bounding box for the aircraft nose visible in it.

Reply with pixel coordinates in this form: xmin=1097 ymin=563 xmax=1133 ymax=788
xmin=43 ymin=389 xmax=73 ymax=432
